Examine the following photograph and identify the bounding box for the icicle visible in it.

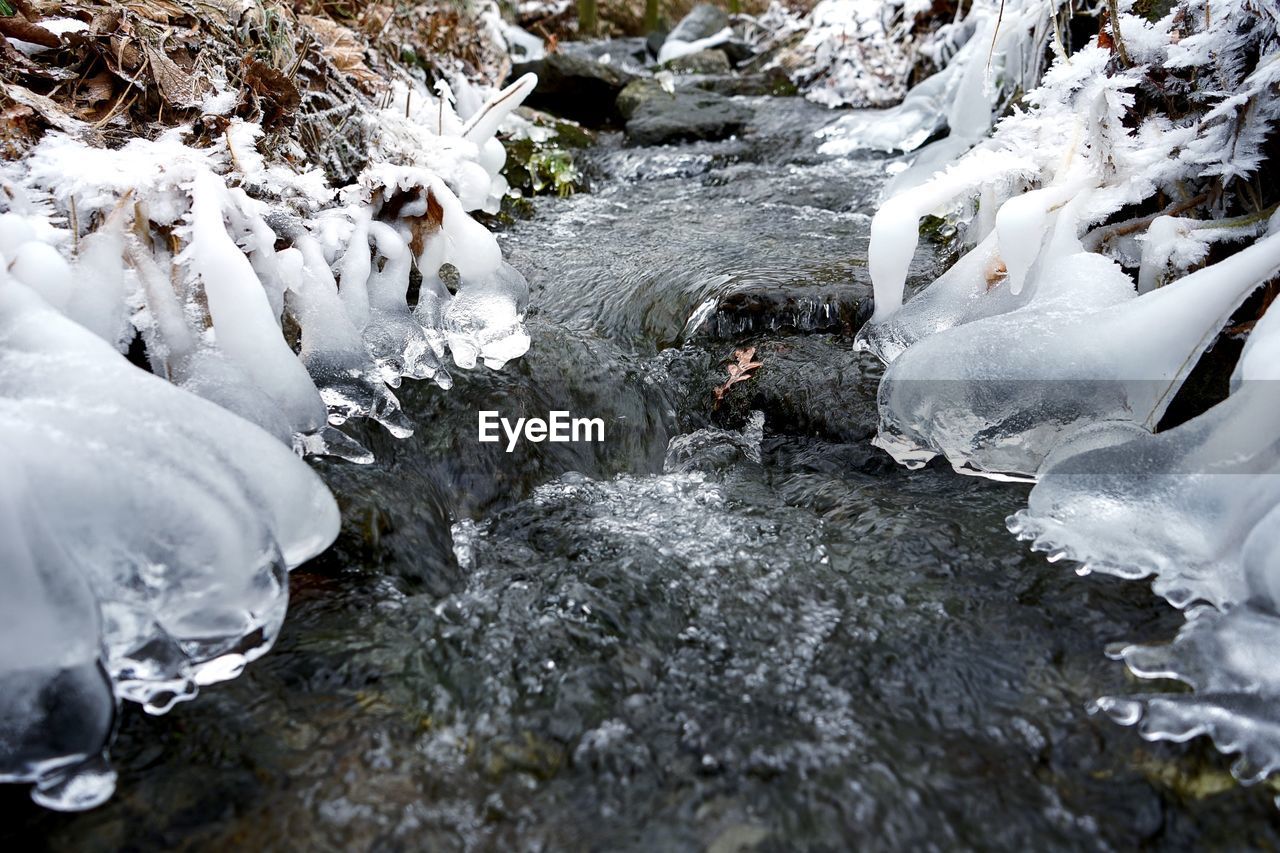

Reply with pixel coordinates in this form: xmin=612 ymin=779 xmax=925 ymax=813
xmin=336 ymin=208 xmax=373 ymax=330
xmin=65 ymin=208 xmax=132 ymax=349
xmin=365 ymin=220 xmax=448 ymax=386
xmin=0 ymin=277 xmax=339 ymax=715
xmin=0 ymin=453 xmax=117 ymax=813
xmin=461 ymin=73 xmax=538 ymax=148
xmin=129 ymin=227 xmax=298 ymax=444
xmin=657 ymin=26 xmax=736 ymax=65
xmin=125 ymin=238 xmax=194 ymax=379
xmin=182 ymin=170 xmax=329 ymax=440
xmin=818 ymin=60 xmax=964 ymax=156
xmin=275 ymin=234 xmax=412 ymax=438
xmin=291 ymin=237 xmax=364 ymax=359
xmin=995 ymin=179 xmax=1082 ymax=295
xmin=856 ymin=231 xmax=1006 ymax=363
xmin=240 ymin=201 xmax=291 ymax=323
xmin=866 ymin=150 xmax=1035 ymax=321
xmin=875 ymin=227 xmax=1280 ymax=479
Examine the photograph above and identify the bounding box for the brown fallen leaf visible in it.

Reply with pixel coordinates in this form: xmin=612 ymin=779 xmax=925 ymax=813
xmin=144 ymin=41 xmax=204 ymax=108
xmin=713 ymin=346 xmax=765 ymax=407
xmin=1097 ymin=9 xmax=1115 ymax=52
xmin=300 ymin=14 xmax=381 ymax=92
xmin=1 ymin=79 xmax=92 ymax=135
xmin=0 ymin=12 xmax=60 ymax=49
xmin=122 ymin=0 xmax=188 ymax=26
xmin=73 ymin=70 xmax=117 ymax=106
xmin=985 ymin=256 xmax=1007 ymax=291
xmin=241 ymin=57 xmax=300 ymax=129
xmin=0 ymin=101 xmax=39 ymax=157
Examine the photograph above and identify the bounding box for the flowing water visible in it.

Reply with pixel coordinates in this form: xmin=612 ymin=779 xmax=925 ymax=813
xmin=6 ymin=96 xmax=1280 ymax=850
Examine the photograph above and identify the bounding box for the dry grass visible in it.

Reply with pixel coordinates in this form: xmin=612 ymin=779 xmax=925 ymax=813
xmin=0 ymin=1 xmax=510 ymax=181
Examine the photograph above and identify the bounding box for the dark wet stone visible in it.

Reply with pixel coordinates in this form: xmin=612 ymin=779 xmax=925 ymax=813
xmin=691 ymin=335 xmax=883 ymax=444
xmin=667 ymin=3 xmax=729 ymax=43
xmin=690 ymin=67 xmax=798 ymax=97
xmin=664 ymin=48 xmax=732 ymax=75
xmin=646 ymin=27 xmax=668 ymax=59
xmin=688 ymin=283 xmax=872 ymax=342
xmin=618 ymin=79 xmax=752 ymax=146
xmin=721 ymin=39 xmax=757 ymax=66
xmin=310 ymin=442 xmax=459 ymax=595
xmin=512 ymin=47 xmax=641 ymax=126
xmin=615 ymin=78 xmax=662 ymax=121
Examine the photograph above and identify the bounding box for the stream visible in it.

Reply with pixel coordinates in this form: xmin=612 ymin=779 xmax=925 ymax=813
xmin=5 ymin=95 xmax=1279 ymax=850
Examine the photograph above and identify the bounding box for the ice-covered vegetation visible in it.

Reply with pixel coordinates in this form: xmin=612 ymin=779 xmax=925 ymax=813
xmin=843 ymin=0 xmax=1280 ymax=791
xmin=1 ymin=0 xmax=536 ymax=809
xmin=773 ymin=0 xmax=926 ymax=108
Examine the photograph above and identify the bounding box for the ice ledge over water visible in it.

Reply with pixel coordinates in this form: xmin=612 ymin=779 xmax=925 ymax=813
xmin=839 ymin=0 xmax=1280 ymax=794
xmin=0 ymin=69 xmax=537 ymax=809
xmin=0 ymin=277 xmax=339 ymax=808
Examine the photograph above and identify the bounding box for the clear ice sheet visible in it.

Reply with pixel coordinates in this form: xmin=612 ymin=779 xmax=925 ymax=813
xmin=0 ymin=65 xmax=538 ymax=812
xmin=0 ymin=277 xmax=339 ymax=803
xmin=1009 ymin=238 xmax=1280 ymax=786
xmin=0 ymin=455 xmax=117 ymax=812
xmin=874 ymin=230 xmax=1280 ymax=479
xmin=1009 ymin=230 xmax=1280 ymax=599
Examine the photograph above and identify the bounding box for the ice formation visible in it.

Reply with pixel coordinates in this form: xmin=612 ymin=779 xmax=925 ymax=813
xmin=846 ymin=0 xmax=1280 ymax=788
xmin=817 ymin=0 xmax=1061 ymax=174
xmin=658 ymin=26 xmax=738 ymax=66
xmin=749 ymin=0 xmax=932 ymax=110
xmin=874 ymin=228 xmax=1280 ymax=478
xmin=0 ymin=272 xmax=340 ymax=806
xmin=0 ymin=454 xmax=115 ymax=813
xmin=1 ymin=55 xmax=537 ymax=808
xmin=1009 ymin=243 xmax=1280 ymax=604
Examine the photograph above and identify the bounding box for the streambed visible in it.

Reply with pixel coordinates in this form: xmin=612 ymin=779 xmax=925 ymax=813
xmin=6 ymin=96 xmax=1279 ymax=851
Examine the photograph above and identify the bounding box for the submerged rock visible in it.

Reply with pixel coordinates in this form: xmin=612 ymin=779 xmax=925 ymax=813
xmin=691 ymin=336 xmax=883 ymax=445
xmin=617 ymin=79 xmax=752 ymax=146
xmin=685 ymin=283 xmax=872 ymax=342
xmin=312 ymin=448 xmax=459 ymax=595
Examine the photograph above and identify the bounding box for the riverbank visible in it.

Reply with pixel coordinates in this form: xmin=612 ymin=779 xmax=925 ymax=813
xmin=6 ymin=89 xmax=1278 ymax=851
